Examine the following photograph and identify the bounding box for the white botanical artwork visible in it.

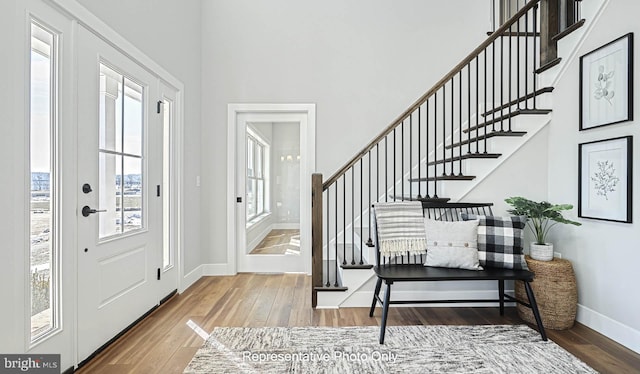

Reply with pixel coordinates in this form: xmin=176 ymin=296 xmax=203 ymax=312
xmin=580 ymin=136 xmax=631 ymax=223
xmin=580 ymin=33 xmax=632 ymax=130
xmin=590 ymin=160 xmax=619 ymax=200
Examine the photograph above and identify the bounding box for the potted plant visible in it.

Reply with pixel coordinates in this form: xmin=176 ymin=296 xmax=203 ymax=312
xmin=505 ymin=197 xmax=581 ymax=261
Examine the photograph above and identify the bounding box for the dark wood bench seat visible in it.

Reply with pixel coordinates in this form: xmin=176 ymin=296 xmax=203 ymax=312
xmin=368 ymin=202 xmax=547 ymax=344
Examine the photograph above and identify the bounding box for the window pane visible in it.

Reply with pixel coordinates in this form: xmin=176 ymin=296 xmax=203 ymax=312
xmin=99 ymin=64 xmax=123 ymax=153
xmin=122 ymin=156 xmax=142 ymax=232
xmin=256 ymin=144 xmax=263 ymax=178
xmin=257 ymin=179 xmax=264 ymax=216
xmin=30 ymin=22 xmax=56 ymax=340
xmin=247 ymin=178 xmax=256 ymax=219
xmin=99 ymin=153 xmax=122 ymax=238
xmin=247 ymin=138 xmax=254 ymax=177
xmin=123 ymin=78 xmax=143 ymax=156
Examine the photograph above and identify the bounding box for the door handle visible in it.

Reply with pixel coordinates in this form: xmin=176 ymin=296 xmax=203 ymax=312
xmin=82 ymin=205 xmax=107 ymax=217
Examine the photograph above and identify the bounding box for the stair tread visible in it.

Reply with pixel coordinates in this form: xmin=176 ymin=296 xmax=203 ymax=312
xmin=316 ymin=260 xmax=347 ymax=290
xmin=552 ymin=19 xmax=586 ymax=42
xmin=386 ymin=196 xmax=451 ymax=203
xmin=486 ymin=31 xmax=541 ymax=37
xmin=535 ymin=57 xmax=562 ymax=74
xmin=446 ymin=131 xmax=527 ymax=149
xmin=482 ymin=87 xmax=554 ymax=117
xmin=408 ymin=175 xmax=476 ymax=182
xmin=466 ymin=109 xmax=551 ymax=133
xmin=426 ymin=152 xmax=502 ymax=166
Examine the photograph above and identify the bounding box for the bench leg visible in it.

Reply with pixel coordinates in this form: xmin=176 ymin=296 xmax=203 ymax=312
xmin=379 ymin=281 xmax=392 ymax=344
xmin=498 ymin=280 xmax=505 ymax=316
xmin=524 ymin=281 xmax=548 ymax=341
xmin=369 ymin=278 xmax=383 ymax=317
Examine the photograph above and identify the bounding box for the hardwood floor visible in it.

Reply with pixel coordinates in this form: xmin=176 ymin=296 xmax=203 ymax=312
xmin=76 ymin=274 xmax=640 ymax=373
xmin=249 ymin=229 xmax=300 ymax=255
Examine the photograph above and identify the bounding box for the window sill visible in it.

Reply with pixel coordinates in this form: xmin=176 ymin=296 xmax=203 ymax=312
xmin=246 ymin=212 xmax=272 ymax=229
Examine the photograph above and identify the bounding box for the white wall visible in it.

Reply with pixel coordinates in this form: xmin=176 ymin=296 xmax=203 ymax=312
xmin=201 ymin=0 xmax=490 ymax=264
xmin=546 ymin=0 xmax=640 ymax=352
xmin=76 ymin=0 xmax=204 ymax=274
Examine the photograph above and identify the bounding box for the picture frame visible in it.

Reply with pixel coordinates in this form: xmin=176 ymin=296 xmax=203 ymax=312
xmin=578 ymin=136 xmax=633 ymax=223
xmin=579 ymin=33 xmax=634 ymax=130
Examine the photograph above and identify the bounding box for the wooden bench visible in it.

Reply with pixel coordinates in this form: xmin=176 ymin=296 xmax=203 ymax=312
xmin=368 ymin=202 xmax=547 ymax=344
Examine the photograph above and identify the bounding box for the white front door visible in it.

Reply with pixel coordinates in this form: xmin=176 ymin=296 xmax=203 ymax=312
xmin=76 ymin=26 xmax=165 ymax=361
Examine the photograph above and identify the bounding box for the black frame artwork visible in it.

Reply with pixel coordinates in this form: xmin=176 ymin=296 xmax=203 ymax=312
xmin=578 ymin=136 xmax=633 ymax=223
xmin=579 ymin=33 xmax=634 ymax=130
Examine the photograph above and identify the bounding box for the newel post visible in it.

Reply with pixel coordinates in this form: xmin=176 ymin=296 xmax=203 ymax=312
xmin=540 ymin=0 xmax=560 ymax=68
xmin=311 ymin=173 xmax=323 ymax=307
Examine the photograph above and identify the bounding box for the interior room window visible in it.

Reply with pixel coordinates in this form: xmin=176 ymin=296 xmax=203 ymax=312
xmin=98 ymin=63 xmax=144 ymax=239
xmin=246 ymin=132 xmax=268 ymax=222
xmin=29 ymin=20 xmax=59 ymax=342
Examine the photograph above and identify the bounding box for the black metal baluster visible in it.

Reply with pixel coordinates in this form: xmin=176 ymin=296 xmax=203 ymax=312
xmin=508 ymin=12 xmax=513 ymax=132
xmin=500 ymin=31 xmax=504 ymax=132
xmin=393 ymin=129 xmax=396 ymax=201
xmin=492 ymin=40 xmax=496 ymax=133
xmin=343 ymin=175 xmax=346 ymax=266
xmin=384 ymin=137 xmax=388 ymax=202
xmin=376 ymin=144 xmax=380 ymax=203
xmin=425 ymin=100 xmax=430 ymax=198
xmin=442 ymin=84 xmax=446 ymax=176
xmin=458 ymin=71 xmax=463 ymax=175
xmin=467 ymin=62 xmax=472 ymax=155
xmin=533 ymin=3 xmax=538 ymax=109
xmin=475 ymin=56 xmax=480 ymax=154
xmin=334 ymin=183 xmax=338 ymax=286
xmin=433 ymin=92 xmax=438 ymax=198
xmin=360 ymin=158 xmax=364 ymax=263
xmin=351 ymin=167 xmax=355 ymax=265
xmin=450 ymin=76 xmax=454 ymax=176
xmin=517 ymin=6 xmax=521 ymax=109
xmin=417 ymin=106 xmax=422 ymax=199
xmin=401 ymin=120 xmax=404 ymax=200
xmin=409 ymin=113 xmax=413 ymax=199
xmin=484 ymin=48 xmax=488 ymax=154
xmin=367 ymin=151 xmax=372 ymax=246
xmin=525 ymin=7 xmax=529 ymax=109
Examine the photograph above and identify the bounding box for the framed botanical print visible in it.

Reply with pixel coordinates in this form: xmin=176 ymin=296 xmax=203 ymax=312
xmin=579 ymin=33 xmax=634 ymax=130
xmin=578 ymin=136 xmax=632 ymax=223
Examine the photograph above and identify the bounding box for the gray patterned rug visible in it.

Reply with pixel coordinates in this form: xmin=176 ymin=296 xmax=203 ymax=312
xmin=184 ymin=325 xmax=596 ymax=373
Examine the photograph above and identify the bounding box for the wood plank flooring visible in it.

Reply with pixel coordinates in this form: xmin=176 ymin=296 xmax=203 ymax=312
xmin=249 ymin=229 xmax=300 ymax=255
xmin=76 ymin=274 xmax=640 ymax=374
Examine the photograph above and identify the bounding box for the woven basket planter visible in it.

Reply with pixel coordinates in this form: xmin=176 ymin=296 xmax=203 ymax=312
xmin=515 ymin=256 xmax=577 ymax=330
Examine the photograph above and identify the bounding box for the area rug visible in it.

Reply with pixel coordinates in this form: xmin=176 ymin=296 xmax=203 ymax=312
xmin=184 ymin=325 xmax=596 ymax=373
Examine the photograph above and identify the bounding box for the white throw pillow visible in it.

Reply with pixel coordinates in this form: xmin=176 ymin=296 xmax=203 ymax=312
xmin=424 ymin=219 xmax=482 ymax=271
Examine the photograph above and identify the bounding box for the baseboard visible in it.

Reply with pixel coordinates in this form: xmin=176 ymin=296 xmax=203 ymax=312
xmin=576 ymin=304 xmax=640 ymax=354
xmin=202 ymin=263 xmax=235 ymax=276
xmin=272 ymin=223 xmax=300 ymax=230
xmin=180 ymin=265 xmax=203 ymax=292
xmin=337 ymin=289 xmax=517 ymax=308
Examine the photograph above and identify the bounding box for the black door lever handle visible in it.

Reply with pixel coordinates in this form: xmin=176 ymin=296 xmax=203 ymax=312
xmin=82 ymin=206 xmax=107 ymax=217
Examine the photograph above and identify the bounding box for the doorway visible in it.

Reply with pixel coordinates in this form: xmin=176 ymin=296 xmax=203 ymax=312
xmin=227 ymin=104 xmax=315 ymax=274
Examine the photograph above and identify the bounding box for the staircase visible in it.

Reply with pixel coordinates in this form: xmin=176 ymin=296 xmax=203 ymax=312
xmin=311 ymin=0 xmax=594 ymax=308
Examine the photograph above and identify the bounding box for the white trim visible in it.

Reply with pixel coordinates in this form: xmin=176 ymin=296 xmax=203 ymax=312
xmin=180 ymin=265 xmax=203 ymax=293
xmin=576 ymin=304 xmax=640 ymax=354
xmin=227 ymin=104 xmax=316 ymax=275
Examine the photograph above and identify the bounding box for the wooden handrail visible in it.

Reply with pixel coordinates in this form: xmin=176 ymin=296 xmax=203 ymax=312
xmin=322 ymin=0 xmax=541 ymax=190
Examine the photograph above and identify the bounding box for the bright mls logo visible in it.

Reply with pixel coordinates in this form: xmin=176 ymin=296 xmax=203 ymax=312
xmin=0 ymin=355 xmax=60 ymax=374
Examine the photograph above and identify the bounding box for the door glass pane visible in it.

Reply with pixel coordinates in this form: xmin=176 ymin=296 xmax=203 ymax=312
xmin=99 ymin=153 xmax=122 ymax=237
xmin=98 ymin=63 xmax=144 ymax=239
xmin=30 ymin=22 xmax=57 ymax=341
xmin=247 ymin=138 xmax=254 ymax=177
xmin=122 ymin=156 xmax=142 ymax=232
xmin=123 ymin=78 xmax=143 ymax=156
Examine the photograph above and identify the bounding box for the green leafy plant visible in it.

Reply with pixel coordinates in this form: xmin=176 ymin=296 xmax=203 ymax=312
xmin=505 ymin=196 xmax=581 ymax=245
